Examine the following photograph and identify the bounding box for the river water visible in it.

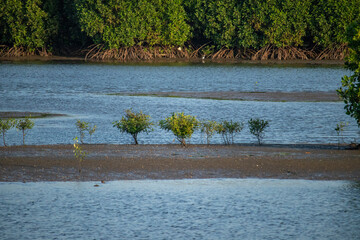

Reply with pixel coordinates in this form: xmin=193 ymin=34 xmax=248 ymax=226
xmin=0 ymin=61 xmax=358 ymax=145
xmin=0 ymin=179 xmax=359 ymax=239
xmin=1 ymin=62 xmax=360 ymax=239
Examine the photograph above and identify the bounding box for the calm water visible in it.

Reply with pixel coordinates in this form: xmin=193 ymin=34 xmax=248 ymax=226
xmin=0 ymin=179 xmax=359 ymax=239
xmin=0 ymin=61 xmax=358 ymax=145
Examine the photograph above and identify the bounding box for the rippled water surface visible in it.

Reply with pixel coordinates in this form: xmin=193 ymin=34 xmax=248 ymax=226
xmin=0 ymin=179 xmax=359 ymax=239
xmin=0 ymin=61 xmax=358 ymax=145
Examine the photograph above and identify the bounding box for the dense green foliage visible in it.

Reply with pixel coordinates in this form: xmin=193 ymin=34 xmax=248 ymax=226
xmin=159 ymin=112 xmax=199 ymax=146
xmin=75 ymin=0 xmax=190 ymax=48
xmin=113 ymin=109 xmax=153 ymax=144
xmin=1 ymin=0 xmax=360 ymax=58
xmin=337 ymin=21 xmax=360 ymax=127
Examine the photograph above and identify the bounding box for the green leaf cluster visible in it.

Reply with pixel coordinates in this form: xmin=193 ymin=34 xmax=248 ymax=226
xmin=248 ymin=118 xmax=269 ymax=145
xmin=159 ymin=112 xmax=199 ymax=146
xmin=76 ymin=120 xmax=89 ymax=144
xmin=16 ymin=116 xmax=35 ymax=145
xmin=310 ymin=0 xmax=360 ymax=47
xmin=0 ymin=118 xmax=16 ymax=146
xmin=337 ymin=21 xmax=360 ymax=127
xmin=0 ymin=0 xmax=50 ymax=51
xmin=113 ymin=109 xmax=153 ymax=145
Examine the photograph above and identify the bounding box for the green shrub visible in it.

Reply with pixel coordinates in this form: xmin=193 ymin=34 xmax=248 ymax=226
xmin=0 ymin=118 xmax=16 ymax=146
xmin=200 ymin=120 xmax=219 ymax=145
xmin=337 ymin=21 xmax=360 ymax=127
xmin=248 ymin=118 xmax=269 ymax=145
xmin=16 ymin=116 xmax=34 ymax=145
xmin=159 ymin=112 xmax=199 ymax=146
xmin=113 ymin=109 xmax=153 ymax=145
xmin=217 ymin=120 xmax=244 ymax=145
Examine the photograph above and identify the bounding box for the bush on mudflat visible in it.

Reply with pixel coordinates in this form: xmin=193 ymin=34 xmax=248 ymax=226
xmin=217 ymin=120 xmax=244 ymax=145
xmin=159 ymin=112 xmax=199 ymax=146
xmin=0 ymin=118 xmax=16 ymax=146
xmin=248 ymin=118 xmax=269 ymax=145
xmin=200 ymin=120 xmax=219 ymax=145
xmin=113 ymin=109 xmax=153 ymax=145
xmin=16 ymin=116 xmax=34 ymax=145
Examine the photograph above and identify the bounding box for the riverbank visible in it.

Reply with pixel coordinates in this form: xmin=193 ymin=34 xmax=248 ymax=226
xmin=1 ymin=144 xmax=359 ymax=182
xmin=0 ymin=55 xmax=345 ymax=65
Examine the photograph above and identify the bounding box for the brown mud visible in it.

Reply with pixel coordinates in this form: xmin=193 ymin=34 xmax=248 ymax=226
xmin=0 ymin=112 xmax=66 ymax=119
xmin=1 ymin=144 xmax=359 ymax=182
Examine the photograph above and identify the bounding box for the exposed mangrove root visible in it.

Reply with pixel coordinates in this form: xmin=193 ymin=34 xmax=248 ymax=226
xmin=0 ymin=46 xmax=51 ymax=57
xmin=83 ymin=45 xmax=193 ymax=61
xmin=316 ymin=44 xmax=348 ymax=60
xmin=251 ymin=45 xmax=316 ymax=60
xmin=0 ymin=44 xmax=348 ymax=61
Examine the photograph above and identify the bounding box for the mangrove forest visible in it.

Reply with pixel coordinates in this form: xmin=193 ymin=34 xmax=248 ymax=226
xmin=1 ymin=0 xmax=359 ymax=60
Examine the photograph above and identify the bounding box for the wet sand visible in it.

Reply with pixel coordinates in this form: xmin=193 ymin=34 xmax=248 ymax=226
xmin=111 ymin=91 xmax=340 ymax=102
xmin=0 ymin=111 xmax=66 ymax=118
xmin=1 ymin=144 xmax=359 ymax=182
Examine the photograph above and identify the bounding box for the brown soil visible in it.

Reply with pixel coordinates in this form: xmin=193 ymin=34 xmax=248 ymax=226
xmin=1 ymin=144 xmax=359 ymax=182
xmin=0 ymin=111 xmax=66 ymax=118
xmin=112 ymin=91 xmax=340 ymax=102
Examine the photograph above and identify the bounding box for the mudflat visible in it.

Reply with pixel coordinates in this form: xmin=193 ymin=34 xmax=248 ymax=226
xmin=1 ymin=144 xmax=359 ymax=182
xmin=111 ymin=91 xmax=340 ymax=102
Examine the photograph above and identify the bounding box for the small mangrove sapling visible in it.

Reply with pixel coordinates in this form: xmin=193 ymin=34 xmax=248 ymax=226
xmin=200 ymin=120 xmax=219 ymax=144
xmin=248 ymin=118 xmax=269 ymax=145
xmin=73 ymin=137 xmax=87 ymax=174
xmin=0 ymin=118 xmax=16 ymax=146
xmin=159 ymin=112 xmax=199 ymax=146
xmin=217 ymin=120 xmax=244 ymax=145
xmin=76 ymin=120 xmax=89 ymax=144
xmin=16 ymin=116 xmax=34 ymax=145
xmin=88 ymin=124 xmax=97 ymax=144
xmin=113 ymin=109 xmax=153 ymax=144
xmin=335 ymin=122 xmax=348 ymax=148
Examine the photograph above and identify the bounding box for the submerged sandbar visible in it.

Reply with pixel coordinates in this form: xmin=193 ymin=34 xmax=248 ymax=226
xmin=109 ymin=91 xmax=341 ymax=102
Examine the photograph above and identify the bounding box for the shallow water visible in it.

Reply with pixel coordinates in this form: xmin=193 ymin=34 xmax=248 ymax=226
xmin=0 ymin=179 xmax=359 ymax=239
xmin=0 ymin=61 xmax=358 ymax=145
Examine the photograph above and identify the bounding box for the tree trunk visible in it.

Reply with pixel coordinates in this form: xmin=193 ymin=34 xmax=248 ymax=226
xmin=2 ymin=132 xmax=6 ymax=147
xmin=22 ymin=130 xmax=25 ymax=145
xmin=133 ymin=134 xmax=138 ymax=145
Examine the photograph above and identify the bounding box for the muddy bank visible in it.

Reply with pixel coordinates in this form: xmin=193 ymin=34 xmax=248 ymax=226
xmin=0 ymin=55 xmax=345 ymax=65
xmin=1 ymin=144 xmax=359 ymax=182
xmin=109 ymin=91 xmax=341 ymax=102
xmin=0 ymin=111 xmax=66 ymax=119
